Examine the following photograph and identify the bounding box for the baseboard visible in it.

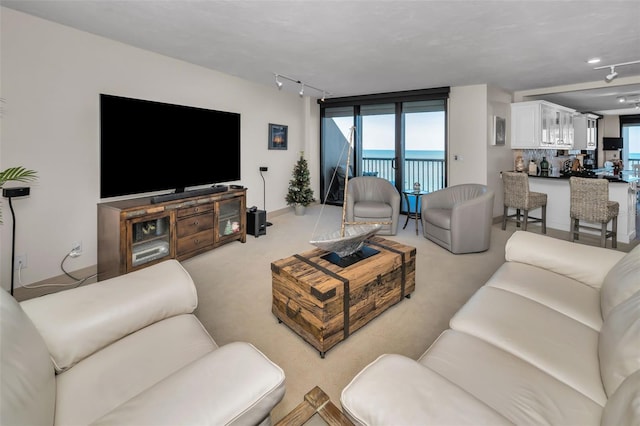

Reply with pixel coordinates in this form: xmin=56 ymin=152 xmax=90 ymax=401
xmin=13 ymin=264 xmax=98 ymax=302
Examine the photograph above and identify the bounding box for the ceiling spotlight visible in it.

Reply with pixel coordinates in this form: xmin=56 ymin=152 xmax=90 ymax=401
xmin=275 ymin=74 xmax=283 ymax=90
xmin=299 ymin=83 xmax=304 ymax=97
xmin=636 ymin=103 xmax=640 ymax=110
xmin=618 ymin=96 xmax=626 ymax=103
xmin=321 ymin=91 xmax=326 ymax=102
xmin=605 ymin=66 xmax=618 ymax=83
xmin=587 ymin=58 xmax=601 ymax=64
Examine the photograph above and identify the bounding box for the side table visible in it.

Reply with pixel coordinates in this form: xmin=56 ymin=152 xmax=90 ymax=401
xmin=402 ymin=190 xmax=428 ymax=235
xmin=275 ymin=386 xmax=354 ymax=426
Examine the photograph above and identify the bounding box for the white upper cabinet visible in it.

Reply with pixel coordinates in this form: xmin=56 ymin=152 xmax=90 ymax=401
xmin=573 ymin=113 xmax=598 ymax=150
xmin=511 ymin=100 xmax=576 ymax=149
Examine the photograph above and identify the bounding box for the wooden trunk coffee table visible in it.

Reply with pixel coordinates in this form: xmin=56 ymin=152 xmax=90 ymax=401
xmin=271 ymin=236 xmax=416 ymax=357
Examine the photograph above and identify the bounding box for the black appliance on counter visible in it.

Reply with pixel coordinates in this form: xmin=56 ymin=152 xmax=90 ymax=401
xmin=561 ymin=169 xmax=597 ymax=178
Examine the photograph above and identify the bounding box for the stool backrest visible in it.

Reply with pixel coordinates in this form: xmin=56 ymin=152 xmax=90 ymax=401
xmin=502 ymin=172 xmax=531 ymax=209
xmin=570 ymin=177 xmax=610 ymax=222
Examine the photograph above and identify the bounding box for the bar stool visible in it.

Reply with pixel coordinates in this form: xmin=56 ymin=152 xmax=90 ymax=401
xmin=569 ymin=177 xmax=618 ymax=248
xmin=501 ymin=171 xmax=547 ymax=233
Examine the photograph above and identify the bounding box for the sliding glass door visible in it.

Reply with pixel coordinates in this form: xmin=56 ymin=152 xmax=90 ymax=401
xmin=320 ymin=88 xmax=449 ymax=207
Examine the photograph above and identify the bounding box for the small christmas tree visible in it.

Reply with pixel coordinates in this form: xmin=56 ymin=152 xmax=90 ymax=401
xmin=285 ymin=152 xmax=315 ymax=207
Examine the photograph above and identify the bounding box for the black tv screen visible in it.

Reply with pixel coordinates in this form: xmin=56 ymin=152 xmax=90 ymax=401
xmin=602 ymin=137 xmax=623 ymax=151
xmin=100 ymin=94 xmax=241 ymax=199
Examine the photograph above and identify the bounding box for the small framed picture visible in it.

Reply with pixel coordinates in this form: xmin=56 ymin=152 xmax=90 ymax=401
xmin=268 ymin=123 xmax=288 ymax=150
xmin=493 ymin=116 xmax=506 ymax=146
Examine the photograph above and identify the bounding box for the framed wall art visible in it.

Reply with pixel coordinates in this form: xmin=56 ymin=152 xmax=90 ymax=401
xmin=268 ymin=123 xmax=288 ymax=150
xmin=492 ymin=116 xmax=506 ymax=146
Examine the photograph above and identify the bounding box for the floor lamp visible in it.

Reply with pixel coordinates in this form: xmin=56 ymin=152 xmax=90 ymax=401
xmin=2 ymin=186 xmax=31 ymax=295
xmin=259 ymin=166 xmax=273 ymax=226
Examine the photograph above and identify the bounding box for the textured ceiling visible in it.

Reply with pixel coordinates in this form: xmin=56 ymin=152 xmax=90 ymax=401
xmin=3 ymin=0 xmax=640 ymax=113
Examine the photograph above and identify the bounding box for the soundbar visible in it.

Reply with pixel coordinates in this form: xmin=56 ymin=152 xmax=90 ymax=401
xmin=150 ymin=186 xmax=228 ymax=204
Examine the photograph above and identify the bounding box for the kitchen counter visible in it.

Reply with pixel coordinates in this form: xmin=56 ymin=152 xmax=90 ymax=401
xmin=523 ymin=175 xmax=637 ymax=244
xmin=525 ymin=169 xmax=637 ymax=184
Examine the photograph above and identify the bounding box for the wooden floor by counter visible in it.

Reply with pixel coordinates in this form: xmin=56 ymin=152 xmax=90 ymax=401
xmin=275 ymin=386 xmax=354 ymax=426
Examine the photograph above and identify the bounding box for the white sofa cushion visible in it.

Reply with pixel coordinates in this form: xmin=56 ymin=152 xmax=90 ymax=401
xmin=419 ymin=330 xmax=602 ymax=425
xmin=20 ymin=259 xmax=197 ymax=372
xmin=0 ymin=290 xmax=56 ymax=426
xmin=486 ymin=262 xmax=602 ymax=331
xmin=91 ymin=342 xmax=286 ymax=426
xmin=450 ymin=285 xmax=606 ymax=405
xmin=55 ymin=314 xmax=217 ymax=425
xmin=599 ymin=290 xmax=640 ymax=397
xmin=601 ymin=369 xmax=640 ymax=426
xmin=341 ymin=353 xmax=511 ymax=425
xmin=600 ymin=244 xmax=640 ymax=319
xmin=504 ymin=231 xmax=625 ymax=289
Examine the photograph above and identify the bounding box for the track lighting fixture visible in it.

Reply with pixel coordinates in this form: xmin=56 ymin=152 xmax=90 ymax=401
xmin=272 ymin=73 xmax=331 ymax=100
xmin=605 ymin=66 xmax=618 ymax=83
xmin=593 ymin=59 xmax=640 ymax=83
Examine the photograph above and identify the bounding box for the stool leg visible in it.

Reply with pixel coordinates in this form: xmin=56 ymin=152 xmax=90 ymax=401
xmin=600 ymin=222 xmax=607 ymax=248
xmin=522 ymin=210 xmax=528 ymax=231
xmin=502 ymin=206 xmax=507 ymax=230
xmin=612 ymin=216 xmax=617 ymax=249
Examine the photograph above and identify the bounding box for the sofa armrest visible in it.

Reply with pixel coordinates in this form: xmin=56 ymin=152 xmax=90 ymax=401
xmin=20 ymin=259 xmax=197 ymax=372
xmin=504 ymin=231 xmax=625 ymax=289
xmin=90 ymin=342 xmax=286 ymax=426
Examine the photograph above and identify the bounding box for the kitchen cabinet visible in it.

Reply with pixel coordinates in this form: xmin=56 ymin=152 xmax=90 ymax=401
xmin=511 ymin=100 xmax=576 ymax=149
xmin=573 ymin=113 xmax=598 ymax=150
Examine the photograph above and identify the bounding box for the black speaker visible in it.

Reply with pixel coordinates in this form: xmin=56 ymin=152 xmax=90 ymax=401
xmin=246 ymin=209 xmax=266 ymax=237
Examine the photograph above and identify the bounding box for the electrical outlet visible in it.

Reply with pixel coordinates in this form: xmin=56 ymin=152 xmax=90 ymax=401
xmin=14 ymin=254 xmax=27 ymax=270
xmin=260 ymin=166 xmax=268 ymax=172
xmin=70 ymin=241 xmax=82 ymax=257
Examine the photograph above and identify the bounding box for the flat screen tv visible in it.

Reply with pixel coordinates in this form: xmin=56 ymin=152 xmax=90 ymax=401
xmin=100 ymin=94 xmax=241 ymax=199
xmin=602 ymin=137 xmax=623 ymax=151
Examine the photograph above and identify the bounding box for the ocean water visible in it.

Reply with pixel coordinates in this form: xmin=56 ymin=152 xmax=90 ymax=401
xmin=364 ymin=149 xmax=444 ymax=159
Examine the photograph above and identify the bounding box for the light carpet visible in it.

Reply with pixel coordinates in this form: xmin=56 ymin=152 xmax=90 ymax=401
xmin=182 ymin=204 xmax=514 ymax=421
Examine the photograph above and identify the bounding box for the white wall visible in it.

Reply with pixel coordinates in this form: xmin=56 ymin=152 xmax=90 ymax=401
xmin=448 ymin=85 xmax=489 ymax=186
xmin=487 ymin=85 xmax=515 ymax=216
xmin=1 ymin=8 xmax=507 ymax=289
xmin=448 ymin=84 xmax=513 ymax=217
xmin=0 ymin=8 xmax=318 ymax=287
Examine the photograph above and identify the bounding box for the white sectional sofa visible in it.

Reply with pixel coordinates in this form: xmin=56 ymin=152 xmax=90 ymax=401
xmin=1 ymin=259 xmax=286 ymax=426
xmin=341 ymin=231 xmax=640 ymax=425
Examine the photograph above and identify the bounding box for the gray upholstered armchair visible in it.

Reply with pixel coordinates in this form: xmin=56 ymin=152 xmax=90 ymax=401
xmin=346 ymin=176 xmax=401 ymax=235
xmin=420 ymin=183 xmax=495 ymax=254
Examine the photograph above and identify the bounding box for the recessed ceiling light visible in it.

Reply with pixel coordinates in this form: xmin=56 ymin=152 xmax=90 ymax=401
xmin=587 ymin=58 xmax=601 ymax=64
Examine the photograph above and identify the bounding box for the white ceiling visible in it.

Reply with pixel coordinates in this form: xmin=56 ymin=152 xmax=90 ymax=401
xmin=3 ymin=0 xmax=640 ymax=114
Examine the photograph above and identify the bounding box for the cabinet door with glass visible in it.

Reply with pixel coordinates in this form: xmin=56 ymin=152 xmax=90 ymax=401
xmin=126 ymin=212 xmax=173 ymax=271
xmin=216 ymin=196 xmax=245 ymax=243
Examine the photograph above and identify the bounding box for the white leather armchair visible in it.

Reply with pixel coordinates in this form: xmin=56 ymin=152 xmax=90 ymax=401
xmin=346 ymin=176 xmax=401 ymax=235
xmin=420 ymin=183 xmax=495 ymax=254
xmin=1 ymin=260 xmax=285 ymax=426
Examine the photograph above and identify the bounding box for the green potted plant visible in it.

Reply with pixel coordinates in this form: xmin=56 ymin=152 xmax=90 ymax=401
xmin=285 ymin=152 xmax=315 ymax=215
xmin=0 ymin=166 xmax=38 ymax=223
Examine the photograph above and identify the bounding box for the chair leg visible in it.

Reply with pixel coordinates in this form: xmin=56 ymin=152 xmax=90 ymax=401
xmin=601 ymin=222 xmax=607 ymax=248
xmin=541 ymin=205 xmax=547 ymax=234
xmin=502 ymin=206 xmax=507 ymax=230
xmin=612 ymin=216 xmax=618 ymax=249
xmin=571 ymin=218 xmax=578 ymax=242
xmin=522 ymin=210 xmax=528 ymax=231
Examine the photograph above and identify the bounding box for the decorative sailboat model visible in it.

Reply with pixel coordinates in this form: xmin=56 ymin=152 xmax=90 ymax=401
xmin=309 ymin=126 xmax=387 ymax=264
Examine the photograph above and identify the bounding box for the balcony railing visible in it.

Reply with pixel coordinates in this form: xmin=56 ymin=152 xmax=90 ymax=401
xmin=362 ymin=157 xmax=445 ymax=193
